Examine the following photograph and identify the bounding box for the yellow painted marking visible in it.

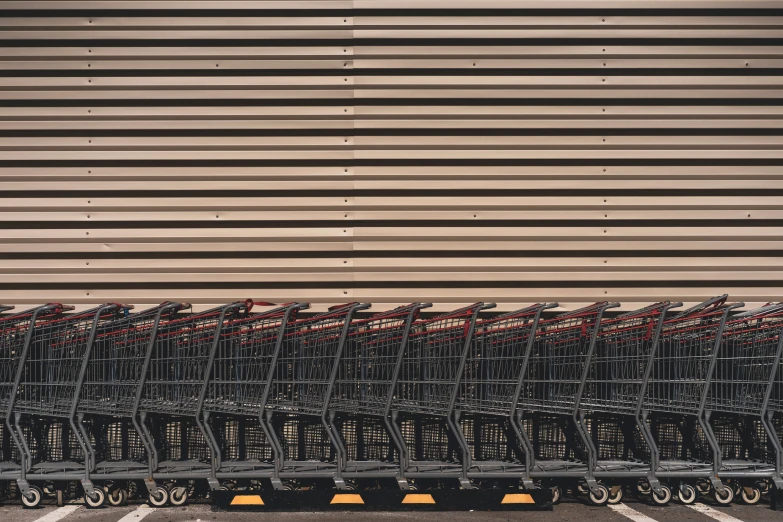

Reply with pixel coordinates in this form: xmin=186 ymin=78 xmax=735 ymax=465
xmin=402 ymin=493 xmax=436 ymax=504
xmin=331 ymin=493 xmax=364 ymax=504
xmin=230 ymin=495 xmax=264 ymax=506
xmin=501 ymin=493 xmax=535 ymax=504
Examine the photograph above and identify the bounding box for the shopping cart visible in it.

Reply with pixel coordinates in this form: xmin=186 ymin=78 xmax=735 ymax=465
xmin=390 ymin=302 xmax=496 ymax=490
xmin=1 ymin=304 xmax=73 ymax=508
xmin=76 ymin=302 xmax=190 ymax=507
xmin=327 ymin=303 xmax=431 ymax=490
xmin=450 ymin=303 xmax=555 ymax=492
xmin=515 ymin=302 xmax=619 ymax=504
xmin=262 ymin=302 xmax=370 ymax=490
xmin=577 ymin=301 xmax=680 ymax=506
xmin=767 ymin=304 xmax=783 ymax=509
xmin=136 ymin=301 xmax=252 ymax=505
xmin=8 ymin=303 xmax=132 ymax=508
xmin=703 ymin=302 xmax=783 ymax=505
xmin=640 ymin=295 xmax=743 ymax=505
xmin=200 ymin=301 xmax=308 ymax=492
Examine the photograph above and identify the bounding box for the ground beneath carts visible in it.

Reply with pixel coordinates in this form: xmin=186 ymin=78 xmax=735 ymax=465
xmin=4 ymin=496 xmax=783 ymax=522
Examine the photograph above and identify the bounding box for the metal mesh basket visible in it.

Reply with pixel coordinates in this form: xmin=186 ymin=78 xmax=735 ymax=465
xmin=460 ymin=414 xmax=523 ymax=463
xmin=19 ymin=417 xmax=85 ymax=464
xmin=147 ymin=416 xmax=211 ymax=463
xmin=85 ymin=417 xmax=148 ymax=464
xmin=644 ymin=295 xmax=740 ymax=415
xmin=581 ymin=302 xmax=675 ymax=415
xmin=14 ymin=304 xmax=130 ymax=416
xmin=333 ymin=414 xmax=396 ymax=462
xmin=209 ymin=416 xmax=274 ymax=463
xmin=266 ymin=303 xmax=370 ymax=417
xmin=79 ymin=302 xmax=188 ymax=417
xmin=456 ymin=303 xmax=553 ymax=416
xmin=140 ymin=301 xmax=249 ymax=416
xmin=271 ymin=414 xmax=336 ymax=462
xmin=517 ymin=302 xmax=617 ymax=415
xmin=1 ymin=304 xmax=69 ymax=418
xmin=393 ymin=303 xmax=494 ymax=416
xmin=204 ymin=302 xmax=306 ymax=417
xmin=710 ymin=413 xmax=768 ymax=462
xmin=0 ymin=424 xmax=21 ymax=464
xmin=331 ymin=303 xmax=427 ymax=416
xmin=584 ymin=414 xmax=649 ymax=462
xmin=713 ymin=303 xmax=783 ymax=415
xmin=523 ymin=413 xmax=588 ymax=462
xmin=647 ymin=414 xmax=712 ymax=463
xmin=398 ymin=416 xmax=459 ymax=463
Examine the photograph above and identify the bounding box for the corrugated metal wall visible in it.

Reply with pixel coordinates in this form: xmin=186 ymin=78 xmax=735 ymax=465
xmin=1 ymin=1 xmax=782 ymax=312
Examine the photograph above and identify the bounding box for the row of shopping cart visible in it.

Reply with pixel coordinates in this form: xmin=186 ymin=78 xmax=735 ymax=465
xmin=0 ymin=296 xmax=782 ymax=509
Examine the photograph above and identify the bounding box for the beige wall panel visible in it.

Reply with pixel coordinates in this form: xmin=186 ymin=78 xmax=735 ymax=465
xmin=0 ymin=3 xmax=780 ymax=313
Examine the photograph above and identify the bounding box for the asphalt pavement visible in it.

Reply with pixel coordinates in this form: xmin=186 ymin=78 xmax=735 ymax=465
xmin=4 ymin=496 xmax=783 ymax=522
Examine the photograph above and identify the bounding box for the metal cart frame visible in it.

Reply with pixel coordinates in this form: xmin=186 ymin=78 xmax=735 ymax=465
xmin=200 ymin=301 xmax=308 ymax=492
xmin=390 ymin=302 xmax=496 ymax=489
xmin=326 ymin=303 xmax=431 ymax=490
xmin=515 ymin=302 xmax=619 ymax=504
xmin=1 ymin=304 xmax=72 ymax=507
xmin=261 ymin=302 xmax=371 ymax=490
xmin=640 ymin=295 xmax=743 ymax=504
xmin=77 ymin=302 xmax=189 ymax=506
xmin=450 ymin=303 xmax=556 ymax=490
xmin=135 ymin=301 xmax=253 ymax=504
xmin=8 ymin=303 xmax=131 ymax=508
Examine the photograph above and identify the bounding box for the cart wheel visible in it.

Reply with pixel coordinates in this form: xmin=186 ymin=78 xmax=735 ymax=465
xmin=21 ymin=486 xmax=43 ymax=509
xmin=550 ymin=486 xmax=562 ymax=505
xmin=651 ymin=485 xmax=672 ymax=505
xmin=67 ymin=481 xmax=79 ymax=501
xmin=714 ymin=486 xmax=734 ymax=505
xmin=56 ymin=489 xmax=64 ymax=507
xmin=127 ymin=481 xmax=139 ymax=500
xmin=696 ymin=480 xmax=711 ymax=494
xmin=608 ymin=486 xmax=623 ymax=505
xmin=758 ymin=481 xmax=771 ymax=495
xmin=108 ymin=488 xmax=127 ymax=507
xmin=677 ymin=484 xmax=697 ymax=505
xmin=637 ymin=481 xmax=652 ymax=495
xmin=577 ymin=482 xmax=589 ymax=495
xmin=589 ymin=484 xmax=610 ymax=506
xmin=169 ymin=486 xmax=188 ymax=507
xmin=148 ymin=486 xmax=169 ymax=507
xmin=740 ymin=487 xmax=761 ymax=505
xmin=84 ymin=487 xmax=106 ymax=509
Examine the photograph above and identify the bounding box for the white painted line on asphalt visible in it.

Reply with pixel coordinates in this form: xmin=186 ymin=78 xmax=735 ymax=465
xmin=32 ymin=506 xmax=81 ymax=522
xmin=117 ymin=506 xmax=157 ymax=522
xmin=688 ymin=503 xmax=744 ymax=522
xmin=608 ymin=503 xmax=659 ymax=522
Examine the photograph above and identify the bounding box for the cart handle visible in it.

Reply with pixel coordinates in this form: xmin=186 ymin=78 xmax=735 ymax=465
xmin=614 ymin=301 xmax=682 ymax=320
xmin=328 ymin=302 xmax=362 ymax=312
xmin=249 ymin=302 xmax=310 ymax=318
xmin=672 ymin=294 xmax=729 ymax=319
xmin=290 ymin=302 xmax=371 ymax=323
xmin=544 ymin=302 xmax=619 ymax=322
xmin=0 ymin=303 xmax=73 ymax=324
xmin=348 ymin=303 xmax=431 ymax=326
xmin=0 ymin=305 xmax=14 ymax=313
xmin=733 ymin=302 xmax=783 ymax=319
xmin=368 ymin=302 xmax=432 ymax=320
xmin=478 ymin=303 xmax=558 ymax=325
xmin=424 ymin=302 xmax=497 ymax=322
